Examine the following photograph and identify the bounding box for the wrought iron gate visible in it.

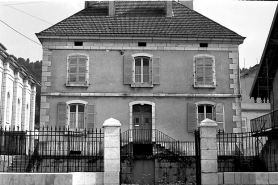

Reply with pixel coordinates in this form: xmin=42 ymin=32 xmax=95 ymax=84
xmin=195 ymin=129 xmax=201 ymax=185
xmin=120 ymin=129 xmax=198 ymax=184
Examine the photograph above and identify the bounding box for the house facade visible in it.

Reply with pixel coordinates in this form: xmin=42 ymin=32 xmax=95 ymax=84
xmin=0 ymin=43 xmax=38 ymax=131
xmin=36 ymin=1 xmax=245 ymax=141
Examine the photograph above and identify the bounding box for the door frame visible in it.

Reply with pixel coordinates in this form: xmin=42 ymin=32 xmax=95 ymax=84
xmin=129 ymin=101 xmax=155 ymax=142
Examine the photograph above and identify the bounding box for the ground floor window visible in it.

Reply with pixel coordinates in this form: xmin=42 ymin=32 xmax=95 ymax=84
xmin=69 ymin=104 xmax=85 ymax=130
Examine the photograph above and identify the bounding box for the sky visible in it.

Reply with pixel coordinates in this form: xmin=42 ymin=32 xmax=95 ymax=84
xmin=0 ymin=0 xmax=277 ymax=68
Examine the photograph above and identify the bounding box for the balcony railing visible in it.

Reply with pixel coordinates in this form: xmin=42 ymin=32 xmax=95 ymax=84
xmin=250 ymin=110 xmax=278 ymax=133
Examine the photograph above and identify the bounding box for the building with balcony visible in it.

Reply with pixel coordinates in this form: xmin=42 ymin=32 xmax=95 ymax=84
xmin=250 ymin=5 xmax=278 ymax=134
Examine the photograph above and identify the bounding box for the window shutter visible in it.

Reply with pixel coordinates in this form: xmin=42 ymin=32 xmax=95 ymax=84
xmin=86 ymin=104 xmax=95 ymax=130
xmin=187 ymin=103 xmax=197 ymax=132
xmin=123 ymin=55 xmax=133 ymax=84
xmin=57 ymin=102 xmax=67 ymax=129
xmin=216 ymin=103 xmax=225 ymax=131
xmin=195 ymin=57 xmax=204 ymax=84
xmin=152 ymin=57 xmax=160 ymax=84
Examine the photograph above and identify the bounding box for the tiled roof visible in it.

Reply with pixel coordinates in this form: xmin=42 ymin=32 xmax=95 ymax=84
xmin=37 ymin=1 xmax=244 ymax=40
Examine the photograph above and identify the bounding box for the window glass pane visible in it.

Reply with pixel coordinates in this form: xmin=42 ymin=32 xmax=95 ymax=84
xmin=206 ymin=105 xmax=213 ymax=120
xmin=78 ymin=105 xmax=84 ymax=112
xmin=78 ymin=112 xmax=84 ymax=129
xmin=70 ymin=105 xmax=76 ymax=112
xmin=70 ymin=112 xmax=76 ymax=129
xmin=206 ymin=105 xmax=212 ymax=113
xmin=135 ymin=58 xmax=141 ymax=83
xmin=143 ymin=75 xmax=149 ymax=83
xmin=198 ymin=105 xmax=204 ymax=113
xmin=198 ymin=113 xmax=204 ymax=122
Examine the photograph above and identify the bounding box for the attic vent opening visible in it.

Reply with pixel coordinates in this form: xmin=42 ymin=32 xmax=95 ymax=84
xmin=200 ymin=43 xmax=208 ymax=47
xmin=74 ymin=41 xmax=83 ymax=46
xmin=138 ymin=42 xmax=147 ymax=47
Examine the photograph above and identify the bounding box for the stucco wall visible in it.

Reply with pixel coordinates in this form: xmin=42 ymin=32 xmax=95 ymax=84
xmin=47 ymin=96 xmax=235 ymax=140
xmin=47 ymin=49 xmax=233 ymax=94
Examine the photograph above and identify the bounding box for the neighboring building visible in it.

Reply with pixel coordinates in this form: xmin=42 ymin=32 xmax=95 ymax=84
xmin=36 ymin=0 xmax=245 ymax=141
xmin=0 ymin=43 xmax=39 ymax=131
xmin=240 ymin=65 xmax=270 ymax=132
xmin=250 ymin=4 xmax=278 ymax=132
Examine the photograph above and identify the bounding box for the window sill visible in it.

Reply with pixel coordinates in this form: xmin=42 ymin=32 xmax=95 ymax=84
xmin=65 ymin=83 xmax=89 ymax=87
xmin=193 ymin=84 xmax=216 ymax=88
xmin=131 ymin=83 xmax=153 ymax=88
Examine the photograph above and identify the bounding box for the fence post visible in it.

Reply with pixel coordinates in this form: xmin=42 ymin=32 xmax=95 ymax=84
xmin=103 ymin=118 xmax=121 ymax=185
xmin=199 ymin=118 xmax=218 ymax=185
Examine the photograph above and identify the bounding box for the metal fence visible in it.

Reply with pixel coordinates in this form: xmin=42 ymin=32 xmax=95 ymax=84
xmin=217 ymin=130 xmax=270 ymax=172
xmin=0 ymin=127 xmax=104 ymax=173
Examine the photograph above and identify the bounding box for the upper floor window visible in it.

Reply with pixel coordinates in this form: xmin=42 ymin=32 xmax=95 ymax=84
xmin=135 ymin=56 xmax=151 ymax=83
xmin=124 ymin=53 xmax=160 ymax=87
xmin=187 ymin=102 xmax=224 ymax=132
xmin=66 ymin=54 xmax=89 ymax=87
xmin=193 ymin=54 xmax=216 ymax=88
xmin=57 ymin=100 xmax=95 ymax=131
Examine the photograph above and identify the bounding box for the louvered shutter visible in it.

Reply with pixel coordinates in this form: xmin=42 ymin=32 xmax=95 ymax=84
xmin=123 ymin=55 xmax=133 ymax=84
xmin=187 ymin=103 xmax=197 ymax=132
xmin=78 ymin=56 xmax=87 ymax=83
xmin=152 ymin=57 xmax=160 ymax=84
xmin=195 ymin=57 xmax=204 ymax=85
xmin=57 ymin=102 xmax=67 ymax=129
xmin=216 ymin=103 xmax=225 ymax=131
xmin=204 ymin=57 xmax=213 ymax=85
xmin=86 ymin=104 xmax=95 ymax=130
xmin=68 ymin=56 xmax=77 ymax=83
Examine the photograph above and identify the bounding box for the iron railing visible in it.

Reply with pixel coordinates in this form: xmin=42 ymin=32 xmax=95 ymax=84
xmin=217 ymin=130 xmax=270 ymax=172
xmin=250 ymin=110 xmax=278 ymax=133
xmin=121 ymin=129 xmax=195 ymax=157
xmin=0 ymin=127 xmax=104 ymax=173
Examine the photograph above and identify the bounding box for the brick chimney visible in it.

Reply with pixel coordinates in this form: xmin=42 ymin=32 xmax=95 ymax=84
xmin=165 ymin=1 xmax=173 ymax=17
xmin=179 ymin=0 xmax=194 ymax=10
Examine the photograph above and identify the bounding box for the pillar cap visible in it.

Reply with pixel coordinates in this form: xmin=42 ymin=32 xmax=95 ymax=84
xmin=200 ymin=118 xmax=218 ymax=127
xmin=103 ymin=118 xmax=121 ymax=127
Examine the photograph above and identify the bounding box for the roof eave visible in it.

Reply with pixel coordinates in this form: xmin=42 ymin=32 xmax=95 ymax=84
xmin=36 ymin=34 xmax=245 ymax=44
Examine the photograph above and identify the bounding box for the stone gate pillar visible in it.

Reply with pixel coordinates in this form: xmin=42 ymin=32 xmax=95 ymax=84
xmin=199 ymin=118 xmax=218 ymax=185
xmin=103 ymin=118 xmax=121 ymax=185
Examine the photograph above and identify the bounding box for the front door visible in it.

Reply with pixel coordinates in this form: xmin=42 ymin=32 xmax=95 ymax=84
xmin=133 ymin=104 xmax=152 ymax=143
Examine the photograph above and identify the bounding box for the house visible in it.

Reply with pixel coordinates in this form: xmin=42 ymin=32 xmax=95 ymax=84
xmin=36 ymin=1 xmax=245 ymax=143
xmin=250 ymin=4 xmax=278 ymax=133
xmin=240 ymin=65 xmax=270 ymax=132
xmin=0 ymin=42 xmax=39 ymax=156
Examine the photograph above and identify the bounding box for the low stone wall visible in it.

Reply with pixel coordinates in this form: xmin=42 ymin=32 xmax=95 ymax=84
xmin=218 ymin=172 xmax=278 ymax=185
xmin=0 ymin=172 xmax=104 ymax=185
